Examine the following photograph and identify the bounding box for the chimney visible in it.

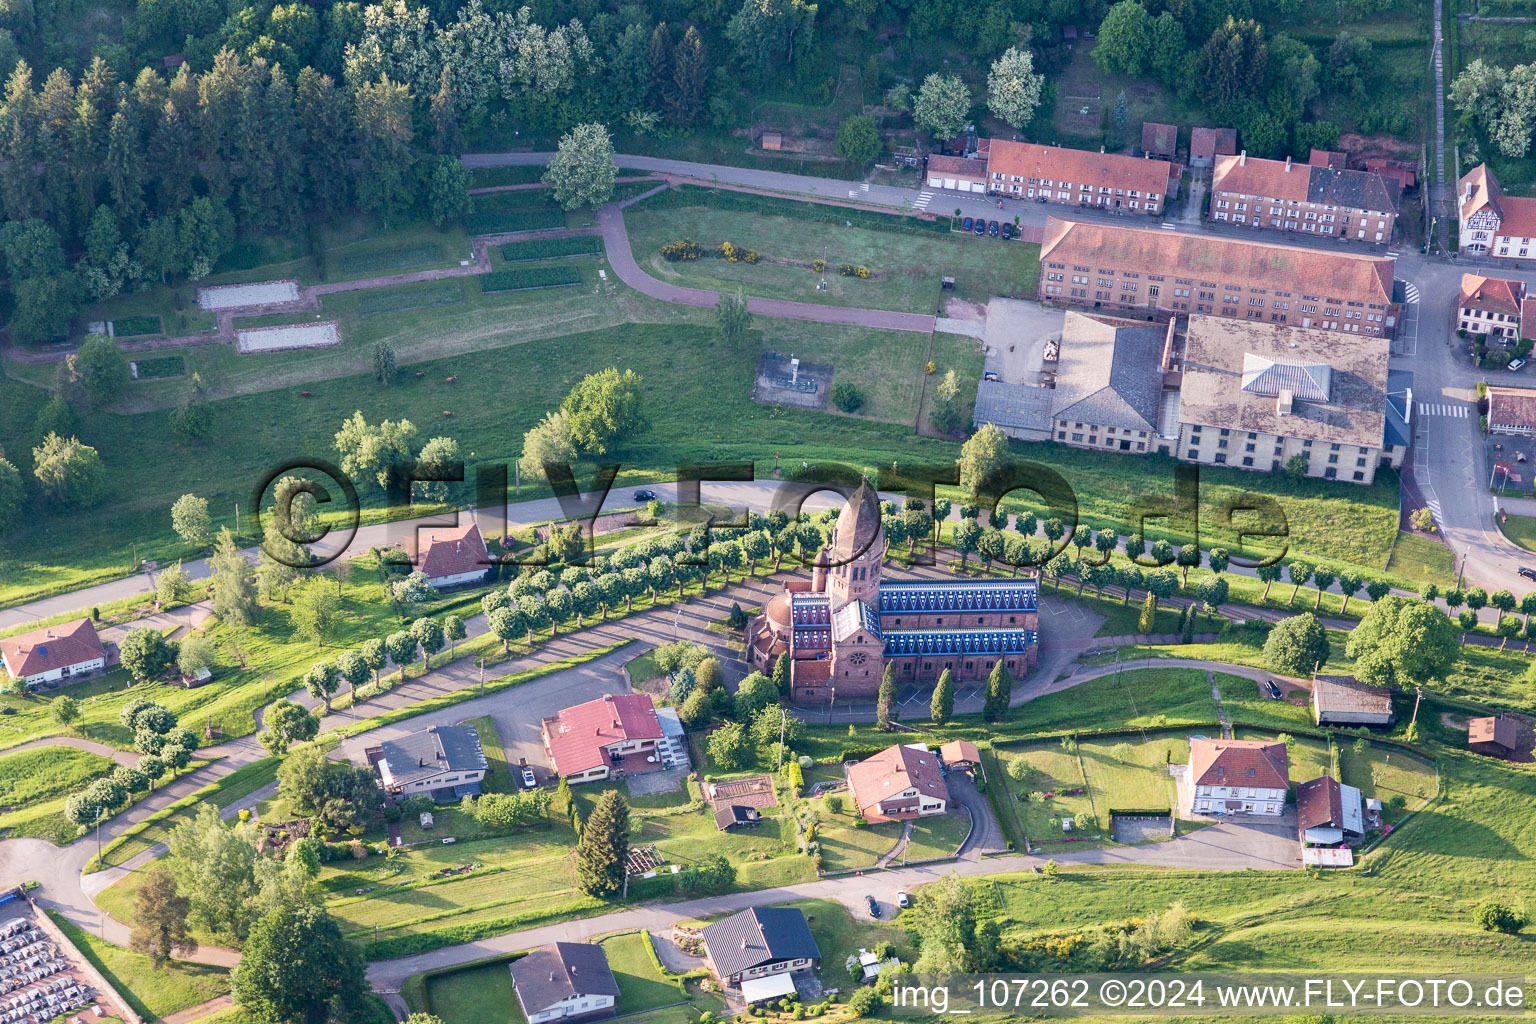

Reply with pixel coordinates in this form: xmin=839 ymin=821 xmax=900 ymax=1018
xmin=1285 ymin=156 xmax=1291 ymax=172
xmin=1277 ymin=390 xmax=1294 ymax=417
xmin=1100 ymin=144 xmax=1105 ymax=153
xmin=741 ymin=939 xmax=748 ymax=950
xmin=1239 ymin=150 xmax=1246 ymax=167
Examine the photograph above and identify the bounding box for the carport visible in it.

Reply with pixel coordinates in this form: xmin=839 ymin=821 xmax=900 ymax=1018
xmin=740 ymin=975 xmax=798 ymax=1004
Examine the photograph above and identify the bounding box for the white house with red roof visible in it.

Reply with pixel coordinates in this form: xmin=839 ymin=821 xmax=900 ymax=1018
xmin=846 ymin=743 xmax=949 ymax=822
xmin=1458 ymin=163 xmax=1536 ymax=259
xmin=417 ymin=522 xmax=491 ymax=589
xmin=541 ymin=693 xmax=665 ymax=783
xmin=1187 ymin=737 xmax=1290 ymax=816
xmin=1 ymin=618 xmax=108 ymax=689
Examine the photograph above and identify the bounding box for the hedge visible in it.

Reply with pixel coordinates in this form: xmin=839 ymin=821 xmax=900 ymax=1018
xmin=465 ymin=208 xmax=565 ymax=234
xmin=479 ymin=264 xmax=582 ymax=292
xmin=474 ymin=190 xmax=563 ymax=212
xmin=358 ymin=281 xmax=465 ymax=315
xmin=111 ymin=315 xmax=162 ymax=337
xmin=839 ymin=745 xmax=888 ymax=762
xmin=339 ymin=242 xmax=443 ymax=275
xmin=501 ymin=235 xmax=603 ymax=262
xmin=369 ymin=898 xmax=606 ymax=959
xmin=632 ymin=184 xmax=953 ymax=235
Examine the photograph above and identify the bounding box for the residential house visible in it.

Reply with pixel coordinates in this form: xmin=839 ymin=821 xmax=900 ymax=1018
xmin=1311 ymin=676 xmax=1396 ymax=727
xmin=1210 ymin=152 xmax=1401 ymax=242
xmin=0 ymin=619 xmax=107 ymax=689
xmin=925 ymin=154 xmax=989 ymax=194
xmin=846 ymin=743 xmax=949 ymax=822
xmin=416 ymin=522 xmax=491 ymax=589
xmin=1176 ymin=316 xmax=1403 ymax=484
xmin=701 ymin=907 xmax=821 ymax=1001
xmin=1458 ymin=274 xmax=1528 ymax=344
xmin=1487 ymin=386 xmax=1536 ymax=436
xmin=1308 ymin=148 xmax=1347 ymax=171
xmin=984 ymin=139 xmax=1170 ymax=213
xmin=508 ymin=942 xmax=620 ymax=1023
xmin=1296 ymin=775 xmax=1365 ymax=844
xmin=1141 ymin=122 xmax=1177 ymax=160
xmin=1188 ymin=738 xmax=1289 ymax=816
xmin=1363 ymin=159 xmax=1416 ymax=191
xmin=1457 ymin=163 xmax=1536 ymax=258
xmin=542 ymin=693 xmax=664 ymax=783
xmin=1189 ymin=127 xmax=1237 ymax=170
xmin=369 ymin=724 xmax=487 ymax=801
xmin=1468 ymin=716 xmax=1519 ymax=757
xmin=713 ymin=805 xmax=762 ymax=831
xmin=1037 ymin=217 xmax=1398 ymax=337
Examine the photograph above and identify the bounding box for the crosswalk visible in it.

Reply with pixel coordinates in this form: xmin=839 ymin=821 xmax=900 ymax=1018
xmin=1418 ymin=401 xmax=1470 ymax=418
xmin=913 ymin=191 xmax=934 ymax=210
xmin=1403 ymin=282 xmax=1422 ymax=304
xmin=847 ymin=183 xmax=872 ymax=198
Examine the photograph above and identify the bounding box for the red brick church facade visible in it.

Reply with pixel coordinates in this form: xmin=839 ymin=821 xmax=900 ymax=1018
xmin=748 ymin=481 xmax=1041 ymax=704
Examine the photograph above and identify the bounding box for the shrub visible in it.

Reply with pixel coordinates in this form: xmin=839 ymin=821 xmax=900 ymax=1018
xmin=501 ymin=236 xmax=603 ymax=262
xmin=358 ymin=281 xmax=464 ymax=316
xmin=660 ymin=238 xmax=703 ymax=261
xmin=855 ymin=265 xmax=870 ymax=279
xmin=812 ymin=258 xmax=826 ymax=271
xmin=1475 ymin=902 xmax=1524 ymax=934
xmin=831 ymin=381 xmax=864 ymax=413
xmin=464 ymin=208 xmax=564 ymax=234
xmin=838 ymin=263 xmax=854 ymax=276
xmin=479 ymin=265 xmax=582 ymax=292
xmin=743 ymin=250 xmax=760 ymax=263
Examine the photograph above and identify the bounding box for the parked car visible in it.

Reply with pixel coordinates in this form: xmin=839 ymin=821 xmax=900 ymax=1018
xmin=1001 ymin=222 xmax=1013 ymax=240
xmin=521 ymin=765 xmax=537 ymax=788
xmin=962 ymin=217 xmax=974 ymax=232
xmin=988 ymin=220 xmax=1000 ymax=237
xmin=896 ymin=890 xmax=911 ymax=908
xmin=866 ymin=895 xmax=881 ymax=918
xmin=1265 ymin=680 xmax=1282 ymax=699
xmin=633 ymin=489 xmax=657 ymax=501
xmin=974 ymin=218 xmax=986 ymax=235
xmin=1519 ymin=567 xmax=1536 ymax=581
xmin=1509 ymin=358 xmax=1527 ymax=372
xmin=982 ymin=371 xmax=1000 ymax=382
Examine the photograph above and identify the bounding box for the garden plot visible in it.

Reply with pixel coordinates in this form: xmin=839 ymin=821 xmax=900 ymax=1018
xmin=236 ymin=321 xmax=340 ymax=353
xmin=198 ymin=280 xmax=300 ymax=309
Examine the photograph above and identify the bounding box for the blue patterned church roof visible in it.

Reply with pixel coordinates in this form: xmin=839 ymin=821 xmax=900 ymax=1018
xmin=883 ymin=629 xmax=1037 ymax=657
xmin=878 ymin=582 xmax=1038 ymax=613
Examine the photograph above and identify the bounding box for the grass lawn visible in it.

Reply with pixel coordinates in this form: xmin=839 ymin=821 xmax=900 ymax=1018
xmin=1234 ymin=729 xmax=1330 ymax=783
xmin=624 ymin=649 xmax=663 ymax=687
xmin=466 ymin=715 xmax=513 ymax=794
xmin=599 ymin=932 xmax=687 ymax=1015
xmin=52 ymin=912 xmax=229 ymax=1020
xmin=1218 ymin=672 xmax=1320 ymax=732
xmin=132 ymin=355 xmax=184 ymax=378
xmin=424 ymin=958 xmax=525 ymax=1024
xmin=902 ymin=810 xmax=972 ymax=861
xmin=623 ymin=201 xmax=1041 ymax=313
xmin=1387 ymin=531 xmax=1457 ymax=586
xmin=1018 ymin=668 xmax=1218 ymax=734
xmin=1077 ymin=734 xmax=1184 ymax=813
xmin=0 ymin=746 xmax=118 ymax=843
xmin=1339 ymin=742 xmax=1438 ymax=823
xmin=990 ymin=742 xmax=1094 ymax=844
xmin=1497 ymin=512 xmax=1536 ymax=554
xmin=818 ymin=819 xmax=904 ymax=872
xmin=777 ymin=899 xmax=913 ymax=992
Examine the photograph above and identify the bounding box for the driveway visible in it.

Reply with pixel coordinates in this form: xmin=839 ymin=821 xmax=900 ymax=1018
xmin=948 ymin=772 xmax=1005 ymax=858
xmin=982 ymin=298 xmax=1062 ymax=386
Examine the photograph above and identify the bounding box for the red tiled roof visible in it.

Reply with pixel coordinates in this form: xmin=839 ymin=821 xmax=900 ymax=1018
xmin=1189 ymin=738 xmax=1289 ymax=790
xmin=544 ymin=693 xmax=663 ymax=775
xmin=1040 ymin=217 xmax=1395 ymax=304
xmin=1363 ymin=159 xmax=1415 ymax=189
xmin=1308 ymin=149 xmax=1346 ymax=170
xmin=1460 ymin=273 xmax=1524 ymax=317
xmin=1459 ymin=164 xmax=1501 ymax=221
xmin=847 ymin=743 xmax=947 ymax=817
xmin=1142 ymin=122 xmax=1177 ymax=156
xmin=1497 ymin=195 xmax=1536 ymax=239
xmin=418 ymin=522 xmax=489 ymax=581
xmin=927 ymin=154 xmax=987 ymax=178
xmin=1487 ymin=387 xmax=1536 ymax=430
xmin=1190 ymin=128 xmax=1237 ymax=160
xmin=1523 ymin=295 xmax=1536 ymax=330
xmin=1 ymin=618 xmax=105 ymax=679
xmin=986 ymin=139 xmax=1171 ymax=196
xmin=1296 ymin=775 xmax=1344 ymax=832
xmin=1213 ymin=154 xmax=1311 ymax=203
xmin=938 ymin=739 xmax=980 ymax=765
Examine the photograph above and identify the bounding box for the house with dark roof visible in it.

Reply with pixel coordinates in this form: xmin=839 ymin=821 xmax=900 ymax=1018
xmin=1037 ymin=217 xmax=1398 ymax=338
xmin=1468 ymin=716 xmax=1519 ymax=757
xmin=1296 ymin=775 xmax=1365 ymax=844
xmin=1487 ymin=386 xmax=1536 ymax=436
xmin=1176 ymin=316 xmax=1402 ymax=485
xmin=369 ymin=724 xmax=487 ymax=800
xmin=508 ymin=942 xmax=620 ymax=1023
xmin=1458 ymin=163 xmax=1536 ymax=259
xmin=1188 ymin=738 xmax=1289 ymax=816
xmin=416 ymin=522 xmax=491 ymax=589
xmin=542 ymin=693 xmax=665 ymax=783
xmin=0 ymin=619 xmax=107 ymax=689
xmin=1459 ymin=273 xmax=1528 ymax=345
xmin=1211 ymin=152 xmax=1400 ymax=242
xmin=701 ymin=907 xmax=820 ymax=995
xmin=713 ymin=804 xmax=762 ymax=830
xmin=1141 ymin=122 xmax=1177 ymax=160
xmin=1047 ymin=311 xmax=1169 ymax=454
xmin=1311 ymin=676 xmax=1396 ymax=726
xmin=847 ymin=743 xmax=949 ymax=822
xmin=1189 ymin=127 xmax=1237 ymax=170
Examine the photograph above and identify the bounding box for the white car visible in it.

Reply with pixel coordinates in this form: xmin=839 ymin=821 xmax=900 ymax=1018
xmin=1509 ymin=358 xmax=1527 ymax=372
xmin=521 ymin=765 xmax=538 ymax=788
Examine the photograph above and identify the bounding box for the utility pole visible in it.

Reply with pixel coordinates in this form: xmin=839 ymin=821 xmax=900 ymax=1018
xmin=777 ymin=707 xmax=787 ymax=769
xmin=478 ymin=657 xmax=485 ymax=698
xmin=1410 ymin=686 xmax=1423 ymax=729
xmin=234 ymin=502 xmax=240 ymax=537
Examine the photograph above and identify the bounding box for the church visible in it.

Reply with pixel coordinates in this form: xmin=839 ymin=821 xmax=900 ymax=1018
xmin=747 ymin=481 xmax=1041 ymax=704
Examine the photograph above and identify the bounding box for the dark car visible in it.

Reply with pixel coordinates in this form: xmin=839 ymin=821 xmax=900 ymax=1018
xmin=1520 ymin=567 xmax=1536 ymax=581
xmin=866 ymin=895 xmax=881 ymax=918
xmin=988 ymin=220 xmax=1000 ymax=237
xmin=1001 ymin=222 xmax=1013 ymax=240
xmin=962 ymin=216 xmax=974 ymax=232
xmin=633 ymin=489 xmax=657 ymax=501
xmin=1265 ymin=680 xmax=1282 ymax=699
xmin=974 ymin=218 xmax=986 ymax=235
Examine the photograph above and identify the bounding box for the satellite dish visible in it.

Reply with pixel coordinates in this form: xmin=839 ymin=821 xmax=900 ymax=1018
xmin=647 ymin=756 xmax=656 ymax=763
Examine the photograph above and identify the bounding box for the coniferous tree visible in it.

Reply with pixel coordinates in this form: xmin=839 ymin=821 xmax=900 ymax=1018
xmin=877 ymin=662 xmax=896 ymax=729
xmin=983 ymin=660 xmax=1012 ymax=722
xmin=647 ymin=23 xmax=672 ymax=114
xmin=575 ymin=789 xmax=630 ymax=897
xmin=772 ymin=651 xmax=790 ymax=700
xmin=670 ymin=27 xmax=707 ymax=126
xmin=930 ymin=668 xmax=955 ymax=726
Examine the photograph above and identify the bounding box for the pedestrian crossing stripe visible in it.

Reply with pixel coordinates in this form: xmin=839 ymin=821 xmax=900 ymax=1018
xmin=1403 ymin=283 xmax=1421 ymax=303
xmin=1416 ymin=402 xmax=1469 ymax=418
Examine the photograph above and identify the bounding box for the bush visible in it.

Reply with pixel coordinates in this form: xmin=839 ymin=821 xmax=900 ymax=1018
xmin=358 ymin=281 xmax=464 ymax=316
xmin=501 ymin=236 xmax=603 ymax=261
xmin=464 ymin=208 xmax=565 ymax=234
xmin=112 ymin=316 xmax=162 ymax=337
xmin=1475 ymin=902 xmax=1524 ymax=934
xmin=831 ymin=381 xmax=864 ymax=413
xmin=660 ymin=239 xmax=703 ymax=261
xmin=479 ymin=265 xmax=582 ymax=292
